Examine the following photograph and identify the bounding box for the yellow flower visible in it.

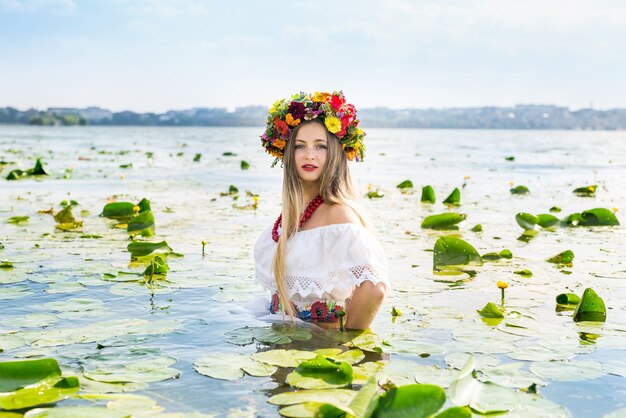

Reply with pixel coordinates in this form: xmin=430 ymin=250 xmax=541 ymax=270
xmin=312 ymin=92 xmax=330 ymax=103
xmin=252 ymin=195 xmax=259 ymax=204
xmin=464 ymin=175 xmax=470 ymax=180
xmin=612 ymin=207 xmax=618 ymax=213
xmin=273 ymin=139 xmax=286 ymax=150
xmin=269 ymin=99 xmax=282 ymax=114
xmin=201 ymin=240 xmax=207 ymax=245
xmin=285 ymin=113 xmax=301 ymax=127
xmin=133 ymin=205 xmax=140 ymax=213
xmin=497 ymin=281 xmax=508 ymax=289
xmin=324 ymin=116 xmax=341 ymax=134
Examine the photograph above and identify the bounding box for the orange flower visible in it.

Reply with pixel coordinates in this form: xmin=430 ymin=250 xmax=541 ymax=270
xmin=285 ymin=113 xmax=301 ymax=127
xmin=345 ymin=148 xmax=357 ymax=161
xmin=312 ymin=92 xmax=330 ymax=103
xmin=273 ymin=139 xmax=286 ymax=150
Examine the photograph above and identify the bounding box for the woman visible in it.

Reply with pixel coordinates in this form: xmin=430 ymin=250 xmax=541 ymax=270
xmin=254 ymin=91 xmax=388 ymax=330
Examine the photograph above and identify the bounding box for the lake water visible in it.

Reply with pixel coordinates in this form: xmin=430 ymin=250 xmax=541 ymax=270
xmin=1 ymin=126 xmax=625 ymax=417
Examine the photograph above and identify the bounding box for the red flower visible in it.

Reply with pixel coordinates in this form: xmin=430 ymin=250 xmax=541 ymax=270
xmin=330 ymin=95 xmax=344 ymax=112
xmin=288 ymin=101 xmax=306 ymax=120
xmin=331 ymin=305 xmax=343 ymax=320
xmin=270 ymin=293 xmax=280 ymax=314
xmin=274 ymin=117 xmax=289 ymax=136
xmin=311 ymin=301 xmax=329 ymax=321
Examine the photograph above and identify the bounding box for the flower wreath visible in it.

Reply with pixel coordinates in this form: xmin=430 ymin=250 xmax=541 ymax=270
xmin=260 ymin=91 xmax=366 ymax=166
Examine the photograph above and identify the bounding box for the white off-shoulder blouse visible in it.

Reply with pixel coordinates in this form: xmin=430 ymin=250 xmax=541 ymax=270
xmin=254 ymin=223 xmax=389 ymax=310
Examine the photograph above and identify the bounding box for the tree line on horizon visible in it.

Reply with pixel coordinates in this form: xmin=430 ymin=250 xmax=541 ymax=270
xmin=1 ymin=104 xmax=625 ymax=130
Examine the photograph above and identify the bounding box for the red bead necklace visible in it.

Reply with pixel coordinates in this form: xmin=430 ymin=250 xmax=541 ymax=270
xmin=272 ymin=195 xmax=324 ymax=242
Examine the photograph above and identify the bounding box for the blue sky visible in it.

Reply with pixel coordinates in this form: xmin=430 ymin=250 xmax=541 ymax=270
xmin=1 ymin=0 xmax=625 ymax=112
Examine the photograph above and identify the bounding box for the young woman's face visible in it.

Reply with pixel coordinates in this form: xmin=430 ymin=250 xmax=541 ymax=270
xmin=294 ymin=122 xmax=328 ymax=183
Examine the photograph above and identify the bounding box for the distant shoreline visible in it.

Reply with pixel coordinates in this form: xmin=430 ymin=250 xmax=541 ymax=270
xmin=2 ymin=104 xmax=626 ymax=130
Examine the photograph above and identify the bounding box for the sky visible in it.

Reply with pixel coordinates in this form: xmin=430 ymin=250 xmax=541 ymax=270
xmin=1 ymin=0 xmax=626 ymax=112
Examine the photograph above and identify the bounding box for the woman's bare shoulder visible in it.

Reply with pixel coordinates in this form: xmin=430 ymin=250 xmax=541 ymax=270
xmin=323 ymin=202 xmax=360 ymax=225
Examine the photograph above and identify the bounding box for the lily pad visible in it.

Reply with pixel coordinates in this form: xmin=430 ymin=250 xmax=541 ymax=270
xmin=252 ymin=349 xmax=317 ymax=368
xmin=513 ymin=269 xmax=533 ymax=277
xmin=433 ymin=236 xmax=483 ymax=269
xmin=101 ymin=202 xmax=136 ymax=220
xmin=478 ymin=302 xmax=504 ymax=318
xmin=7 ymin=216 xmax=29 ymax=224
xmin=443 ymin=188 xmax=461 ymax=206
xmin=374 ymin=384 xmax=446 ymax=418
xmin=579 ymin=208 xmax=619 ymax=226
xmin=421 ymin=213 xmax=466 ymax=230
xmin=24 ymin=407 xmax=128 ymax=418
xmin=54 ymin=206 xmax=83 ymax=230
xmin=397 ymin=180 xmax=413 ymax=189
xmin=546 ymin=250 xmax=574 ymax=266
xmin=515 ymin=213 xmax=538 ymax=230
xmin=0 ymin=358 xmax=79 ymax=410
xmin=224 ymin=325 xmax=312 ymax=346
xmin=556 ymin=293 xmax=580 ymax=306
xmin=343 ymin=332 xmax=385 ymax=353
xmin=537 ymin=213 xmax=560 ymax=228
xmin=530 ymin=360 xmax=605 ymax=382
xmin=127 ymin=241 xmax=173 ymax=258
xmin=421 ymin=185 xmax=436 ymax=203
xmin=240 ymin=160 xmax=250 ymax=170
xmin=127 ymin=210 xmax=155 ymax=237
xmin=6 ymin=158 xmax=48 ymax=180
xmin=482 ymin=249 xmax=512 ymax=261
xmin=194 ymin=353 xmax=277 ymax=380
xmin=286 ymin=355 xmax=353 ymax=389
xmin=268 ymin=389 xmax=357 ymax=407
xmin=573 ymin=288 xmax=606 ymax=322
xmin=573 ymin=184 xmax=597 ymax=196
xmin=510 ymin=185 xmax=529 ymax=195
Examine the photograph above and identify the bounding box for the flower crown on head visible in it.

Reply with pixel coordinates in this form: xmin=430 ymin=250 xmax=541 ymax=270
xmin=260 ymin=91 xmax=366 ymax=166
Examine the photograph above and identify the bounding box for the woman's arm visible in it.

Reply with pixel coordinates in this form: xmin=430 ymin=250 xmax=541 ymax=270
xmin=345 ymin=280 xmax=387 ymax=330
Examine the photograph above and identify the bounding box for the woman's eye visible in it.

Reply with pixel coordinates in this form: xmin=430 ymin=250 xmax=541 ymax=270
xmin=316 ymin=145 xmax=327 ymax=150
xmin=295 ymin=144 xmax=304 ymax=149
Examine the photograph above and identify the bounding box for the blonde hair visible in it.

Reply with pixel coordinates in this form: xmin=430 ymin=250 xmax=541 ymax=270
xmin=273 ymin=120 xmax=366 ymax=319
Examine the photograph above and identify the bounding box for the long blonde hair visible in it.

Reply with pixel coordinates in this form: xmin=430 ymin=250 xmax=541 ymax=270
xmin=273 ymin=120 xmax=366 ymax=319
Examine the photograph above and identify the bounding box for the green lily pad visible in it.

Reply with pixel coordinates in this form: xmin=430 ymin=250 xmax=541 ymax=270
xmin=510 ymin=185 xmax=529 ymax=195
xmin=194 ymin=353 xmax=277 ymax=380
xmin=373 ymin=384 xmax=445 ymax=418
xmin=7 ymin=216 xmax=29 ymax=224
xmin=434 ymin=407 xmax=472 ymax=418
xmin=421 ymin=185 xmax=435 ymax=203
xmin=579 ymin=208 xmax=620 ymax=226
xmin=556 ymin=293 xmax=580 ymax=306
xmin=546 ymin=250 xmax=574 ymax=265
xmin=478 ymin=302 xmax=504 ymax=318
xmin=397 ymin=180 xmax=413 ymax=189
xmin=54 ymin=206 xmax=83 ymax=230
xmin=6 ymin=159 xmax=48 ymax=180
xmin=0 ymin=358 xmax=79 ymax=410
xmin=127 ymin=210 xmax=155 ymax=237
xmin=286 ymin=355 xmax=353 ymax=389
xmin=252 ymin=349 xmax=317 ymax=368
xmin=127 ymin=241 xmax=173 ymax=258
xmin=443 ymin=188 xmax=460 ymax=206
xmin=513 ymin=269 xmax=533 ymax=277
xmin=366 ymin=189 xmax=384 ymax=199
xmin=573 ymin=288 xmax=606 ymax=322
xmin=0 ymin=260 xmax=14 ymax=269
xmin=343 ymin=332 xmax=385 ymax=353
xmin=101 ymin=202 xmax=136 ymax=220
xmin=549 ymin=206 xmax=562 ymax=213
xmin=268 ymin=389 xmax=357 ymax=407
xmin=24 ymin=407 xmax=128 ymax=418
xmin=421 ymin=213 xmax=466 ymax=229
xmin=573 ymin=184 xmax=597 ymax=196
xmin=224 ymin=325 xmax=313 ymax=346
xmin=537 ymin=213 xmax=560 ymax=228
xmin=433 ymin=236 xmax=483 ymax=269
xmin=470 ymin=224 xmax=482 ymax=232
xmin=515 ymin=213 xmax=538 ymax=230
xmin=142 ymin=255 xmax=169 ymax=278
xmin=530 ymin=360 xmax=605 ymax=382
xmin=240 ymin=160 xmax=250 ymax=170
xmin=482 ymin=249 xmax=512 ymax=261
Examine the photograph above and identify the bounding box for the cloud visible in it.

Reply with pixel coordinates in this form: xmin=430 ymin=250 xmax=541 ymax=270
xmin=112 ymin=0 xmax=208 ymax=17
xmin=0 ymin=0 xmax=75 ymax=12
